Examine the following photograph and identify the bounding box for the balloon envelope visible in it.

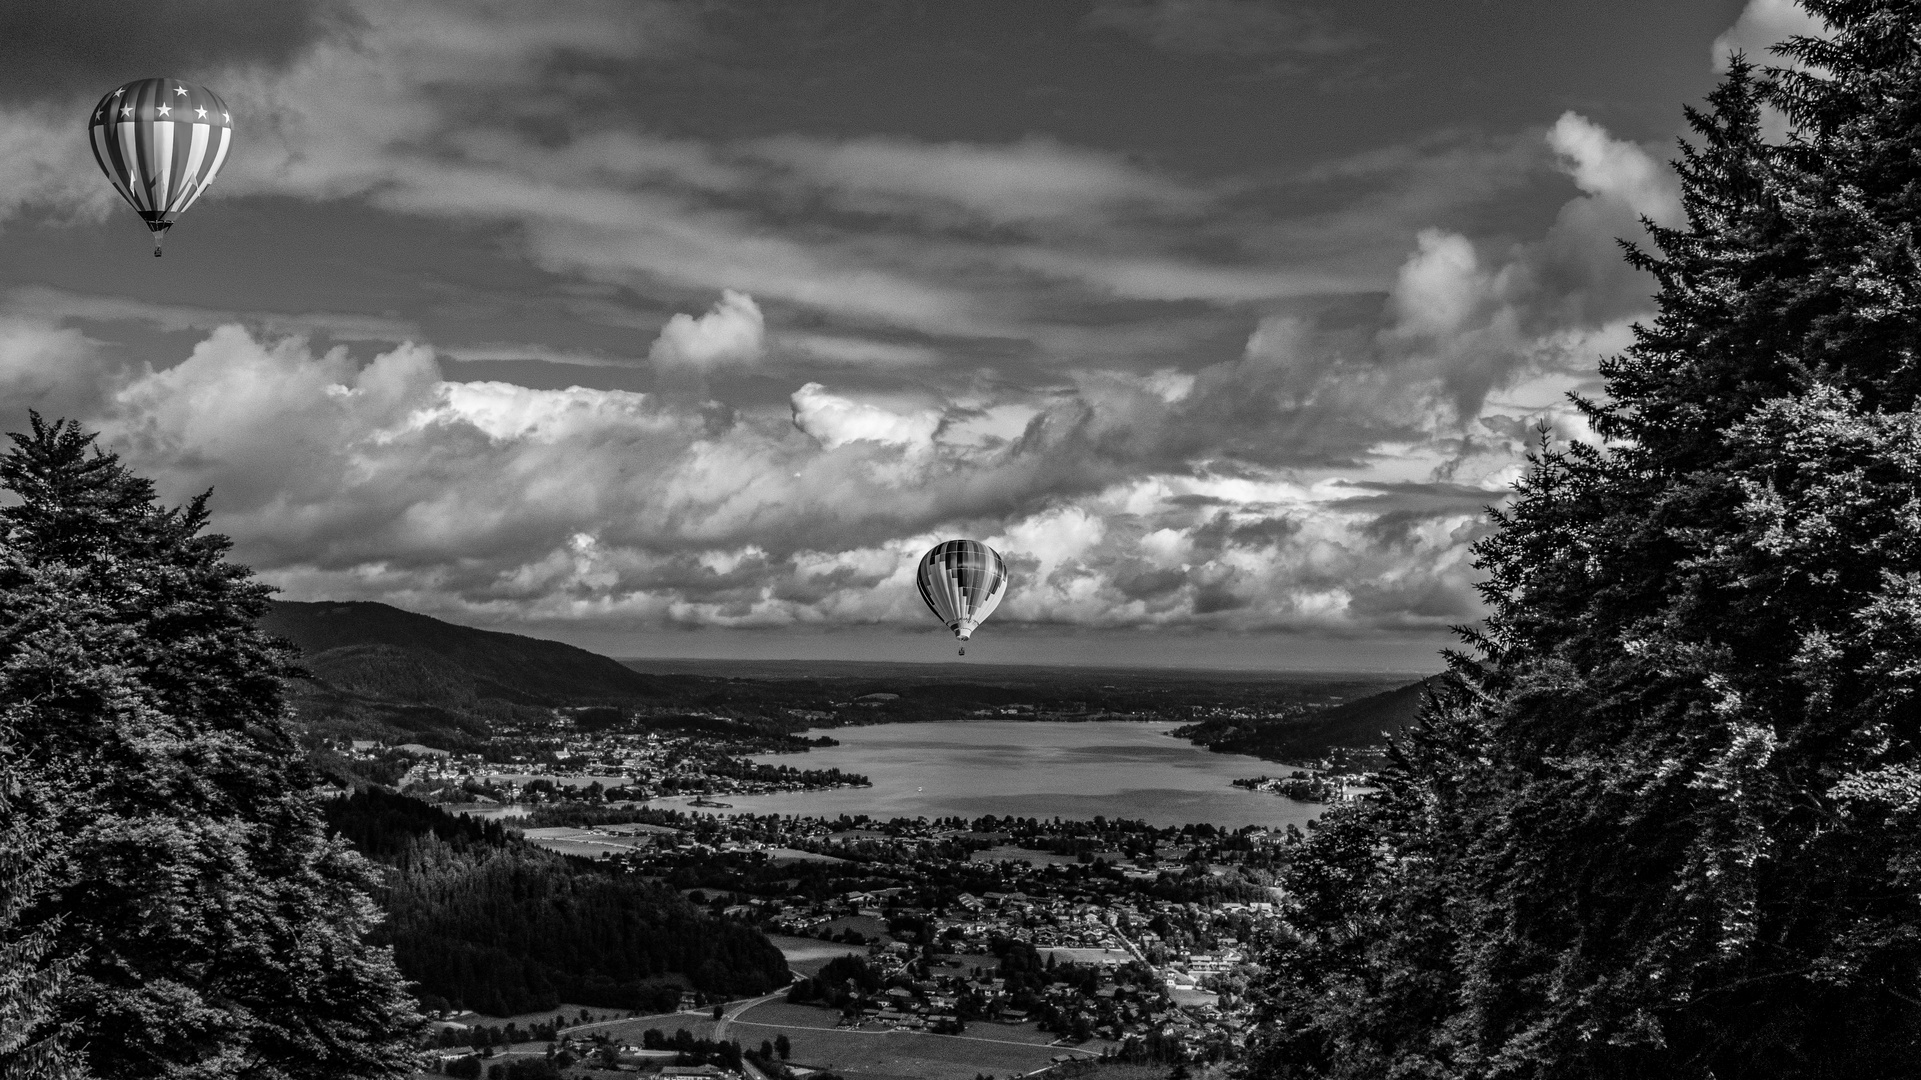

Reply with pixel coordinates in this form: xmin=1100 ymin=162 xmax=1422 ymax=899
xmin=917 ymin=540 xmax=1008 ymax=642
xmin=88 ymin=78 xmax=233 ymax=249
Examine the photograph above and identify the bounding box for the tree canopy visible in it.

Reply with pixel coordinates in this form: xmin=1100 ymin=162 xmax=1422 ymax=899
xmin=0 ymin=415 xmax=418 ymax=1079
xmin=1254 ymin=3 xmax=1921 ymax=1077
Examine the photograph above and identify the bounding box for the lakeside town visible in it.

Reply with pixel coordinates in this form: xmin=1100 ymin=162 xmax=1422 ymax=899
xmin=325 ymin=701 xmax=1374 ymax=816
xmin=418 ymin=801 xmax=1294 ymax=1079
xmin=318 ymin=699 xmax=1383 ymax=1079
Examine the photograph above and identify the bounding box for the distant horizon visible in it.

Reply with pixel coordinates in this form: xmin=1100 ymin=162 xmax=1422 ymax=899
xmin=613 ymin=654 xmax=1437 ymax=682
xmin=272 ymin=595 xmax=1453 ymax=675
xmin=541 ymin=623 xmax=1453 ymax=677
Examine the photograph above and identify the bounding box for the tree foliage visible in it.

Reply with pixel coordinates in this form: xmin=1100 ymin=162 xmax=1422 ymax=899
xmin=0 ymin=416 xmax=419 ymax=1079
xmin=1254 ymin=4 xmax=1921 ymax=1077
xmin=326 ymin=787 xmax=790 ymax=1016
xmin=0 ymin=734 xmax=84 ymax=1080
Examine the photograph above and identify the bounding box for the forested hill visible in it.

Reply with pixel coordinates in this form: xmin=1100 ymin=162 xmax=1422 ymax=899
xmin=263 ymin=601 xmax=710 ymax=747
xmin=1174 ymin=675 xmax=1439 ymax=762
xmin=325 ymin=787 xmax=789 ymax=1016
xmin=265 ymin=600 xmax=674 ymax=702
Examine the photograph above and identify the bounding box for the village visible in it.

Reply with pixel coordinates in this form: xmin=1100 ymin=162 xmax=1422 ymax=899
xmin=411 ymin=798 xmax=1296 ymax=1079
xmin=329 ymin=708 xmax=873 ymax=808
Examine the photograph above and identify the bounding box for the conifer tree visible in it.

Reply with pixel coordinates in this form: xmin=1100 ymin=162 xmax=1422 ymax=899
xmin=0 ymin=734 xmax=85 ymax=1080
xmin=0 ymin=415 xmax=419 ymax=1078
xmin=1254 ymin=3 xmax=1921 ymax=1077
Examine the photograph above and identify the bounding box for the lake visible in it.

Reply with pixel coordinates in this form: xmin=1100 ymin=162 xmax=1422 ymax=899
xmin=660 ymin=720 xmax=1323 ymax=831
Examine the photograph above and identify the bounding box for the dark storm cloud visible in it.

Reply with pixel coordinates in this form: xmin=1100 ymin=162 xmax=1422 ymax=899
xmin=0 ymin=0 xmax=358 ymax=102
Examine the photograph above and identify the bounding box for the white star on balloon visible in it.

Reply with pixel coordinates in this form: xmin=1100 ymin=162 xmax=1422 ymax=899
xmin=222 ymin=113 xmax=230 ymax=122
xmin=174 ymin=86 xmax=188 ymax=95
xmin=120 ymin=105 xmax=133 ymax=117
xmin=195 ymin=107 xmax=207 ymax=119
xmin=157 ymin=104 xmax=171 ymax=117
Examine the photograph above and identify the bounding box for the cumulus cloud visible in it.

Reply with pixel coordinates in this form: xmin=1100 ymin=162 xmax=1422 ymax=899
xmin=1547 ymin=112 xmax=1683 ymax=227
xmin=0 ymin=310 xmax=1496 ymax=638
xmin=790 ymin=383 xmax=942 ymax=451
xmin=0 ymin=1 xmax=1696 ymax=648
xmin=1713 ymin=0 xmax=1826 ymax=73
xmin=648 ymin=290 xmax=766 ymax=370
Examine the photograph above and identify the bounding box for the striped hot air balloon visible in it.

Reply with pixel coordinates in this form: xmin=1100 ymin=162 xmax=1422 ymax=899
xmin=917 ymin=539 xmax=1009 ymax=656
xmin=87 ymin=78 xmax=233 ymax=256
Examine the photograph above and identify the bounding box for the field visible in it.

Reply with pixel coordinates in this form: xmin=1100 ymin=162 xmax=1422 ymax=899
xmin=765 ymin=934 xmax=869 ymax=977
xmin=721 ymin=1000 xmax=1109 ymax=1080
xmin=813 ymin=914 xmax=890 ymax=941
xmin=428 ymin=990 xmax=1130 ymax=1080
xmin=970 ymin=845 xmax=1085 ymax=868
xmin=519 ymin=826 xmax=658 ymax=858
xmin=766 ymin=846 xmax=848 ymax=864
xmin=1039 ymin=947 xmax=1133 ymax=966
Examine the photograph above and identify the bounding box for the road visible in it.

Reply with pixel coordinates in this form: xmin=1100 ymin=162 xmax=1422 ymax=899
xmin=711 ymin=988 xmax=794 ymax=1043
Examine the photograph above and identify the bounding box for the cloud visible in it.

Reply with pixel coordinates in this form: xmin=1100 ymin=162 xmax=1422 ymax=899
xmin=790 ymin=383 xmax=941 ymax=451
xmin=1387 ymin=230 xmax=1489 ymax=338
xmin=443 ymin=344 xmax=637 ymax=368
xmin=782 ymin=334 xmax=939 ymax=369
xmin=1713 ymin=0 xmax=1826 ymax=73
xmin=0 ymin=4 xmax=1698 ymax=649
xmin=1547 ymin=112 xmax=1682 ymax=227
xmin=4 ymin=286 xmax=419 ymax=343
xmin=648 ymin=290 xmax=766 ymax=370
xmin=753 ymin=135 xmax=1195 ymax=227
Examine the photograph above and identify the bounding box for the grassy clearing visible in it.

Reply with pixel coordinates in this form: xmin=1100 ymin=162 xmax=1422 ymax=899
xmin=723 ymin=1001 xmax=1105 ymax=1080
xmin=764 ymin=934 xmax=869 ymax=977
xmin=969 ymin=846 xmax=1084 ymax=868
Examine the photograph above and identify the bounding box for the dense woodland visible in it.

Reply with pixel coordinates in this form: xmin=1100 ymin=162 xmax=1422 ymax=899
xmin=1252 ymin=4 xmax=1921 ymax=1078
xmin=0 ymin=418 xmax=419 ymax=1079
xmin=325 ymin=788 xmax=789 ymax=1017
xmin=1174 ymin=676 xmax=1436 ymax=762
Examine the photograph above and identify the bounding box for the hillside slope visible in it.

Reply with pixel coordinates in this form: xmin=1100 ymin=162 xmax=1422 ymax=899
xmin=1174 ymin=674 xmax=1441 ymax=762
xmin=264 ymin=601 xmax=672 ymax=702
xmin=262 ymin=601 xmax=688 ymax=747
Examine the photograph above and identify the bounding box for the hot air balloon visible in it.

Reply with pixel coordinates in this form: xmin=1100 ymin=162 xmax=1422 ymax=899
xmin=88 ymin=78 xmax=233 ymax=256
xmin=917 ymin=539 xmax=1008 ymax=656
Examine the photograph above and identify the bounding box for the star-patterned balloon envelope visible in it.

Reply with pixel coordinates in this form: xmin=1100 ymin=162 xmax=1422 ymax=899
xmin=87 ymin=78 xmax=234 ymax=256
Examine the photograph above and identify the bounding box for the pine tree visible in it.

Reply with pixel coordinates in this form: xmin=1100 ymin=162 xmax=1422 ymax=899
xmin=0 ymin=415 xmax=420 ymax=1078
xmin=1254 ymin=3 xmax=1921 ymax=1077
xmin=0 ymin=733 xmax=85 ymax=1080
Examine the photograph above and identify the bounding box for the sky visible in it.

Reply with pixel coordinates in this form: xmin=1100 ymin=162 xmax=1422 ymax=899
xmin=0 ymin=0 xmax=1823 ymax=671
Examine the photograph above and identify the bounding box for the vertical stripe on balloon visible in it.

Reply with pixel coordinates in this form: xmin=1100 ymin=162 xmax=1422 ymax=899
xmin=169 ymin=124 xmax=210 ymax=212
xmin=150 ymin=121 xmax=175 ymax=213
xmin=115 ymin=122 xmax=148 ymax=211
xmin=90 ymin=124 xmax=137 ymax=210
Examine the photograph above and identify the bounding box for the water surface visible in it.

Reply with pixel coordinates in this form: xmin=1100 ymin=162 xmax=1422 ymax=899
xmin=663 ymin=720 xmax=1321 ymax=831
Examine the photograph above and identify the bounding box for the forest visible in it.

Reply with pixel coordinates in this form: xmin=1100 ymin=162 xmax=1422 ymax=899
xmin=1249 ymin=5 xmax=1921 ymax=1078
xmin=325 ymin=787 xmax=790 ymax=1016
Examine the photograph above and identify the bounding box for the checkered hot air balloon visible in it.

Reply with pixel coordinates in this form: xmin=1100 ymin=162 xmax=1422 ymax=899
xmin=87 ymin=78 xmax=233 ymax=257
xmin=917 ymin=539 xmax=1009 ymax=656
